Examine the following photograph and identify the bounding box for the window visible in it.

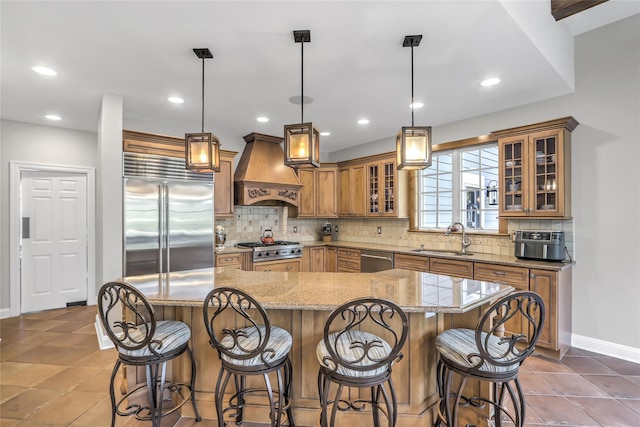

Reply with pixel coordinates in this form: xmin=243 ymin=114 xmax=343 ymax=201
xmin=417 ymin=143 xmax=499 ymax=231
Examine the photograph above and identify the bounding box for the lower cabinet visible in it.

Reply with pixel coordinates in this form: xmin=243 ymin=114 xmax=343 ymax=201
xmin=253 ymin=259 xmax=301 ymax=272
xmin=337 ymin=248 xmax=361 ymax=272
xmin=325 ymin=247 xmax=338 ymax=272
xmin=308 ymin=246 xmax=326 ymax=272
xmin=215 ymin=252 xmax=244 ymax=270
xmin=429 ymin=258 xmax=474 ymax=279
xmin=394 ymin=254 xmax=430 ymax=272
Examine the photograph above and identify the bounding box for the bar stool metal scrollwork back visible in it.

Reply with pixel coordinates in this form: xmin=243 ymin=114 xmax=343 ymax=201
xmin=435 ymin=290 xmax=545 ymax=427
xmin=202 ymin=287 xmax=295 ymax=427
xmin=97 ymin=281 xmax=201 ymax=427
xmin=316 ymin=297 xmax=408 ymax=427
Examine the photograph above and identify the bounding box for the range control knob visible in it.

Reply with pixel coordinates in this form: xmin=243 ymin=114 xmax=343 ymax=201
xmin=264 ymin=251 xmax=270 ymax=256
xmin=257 ymin=252 xmax=262 ymax=257
xmin=275 ymin=251 xmax=280 ymax=255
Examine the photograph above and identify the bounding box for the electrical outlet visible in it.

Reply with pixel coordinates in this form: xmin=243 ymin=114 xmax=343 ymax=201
xmin=377 ymin=226 xmax=382 ymax=234
xmin=334 ymin=226 xmax=339 ymax=233
xmin=293 ymin=226 xmax=297 ymax=233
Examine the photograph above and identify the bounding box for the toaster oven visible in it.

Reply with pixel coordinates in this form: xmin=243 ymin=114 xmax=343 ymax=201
xmin=514 ymin=230 xmax=565 ymax=261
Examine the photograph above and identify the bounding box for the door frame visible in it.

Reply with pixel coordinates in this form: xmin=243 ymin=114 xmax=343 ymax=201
xmin=9 ymin=161 xmax=96 ymax=317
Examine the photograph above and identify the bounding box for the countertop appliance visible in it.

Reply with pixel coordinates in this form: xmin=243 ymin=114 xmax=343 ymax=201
xmin=236 ymin=241 xmax=303 ymax=263
xmin=514 ymin=230 xmax=565 ymax=261
xmin=123 ymin=153 xmax=214 ymax=276
xmin=361 ymin=249 xmax=394 ymax=273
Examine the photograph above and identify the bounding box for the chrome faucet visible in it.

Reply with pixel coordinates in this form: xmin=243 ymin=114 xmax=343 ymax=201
xmin=445 ymin=222 xmax=471 ymax=253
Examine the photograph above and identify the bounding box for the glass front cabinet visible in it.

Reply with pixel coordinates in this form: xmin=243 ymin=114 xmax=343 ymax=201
xmin=495 ymin=117 xmax=578 ymax=218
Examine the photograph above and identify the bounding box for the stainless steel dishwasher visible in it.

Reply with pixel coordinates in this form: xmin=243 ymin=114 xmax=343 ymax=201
xmin=360 ymin=249 xmax=394 ymax=272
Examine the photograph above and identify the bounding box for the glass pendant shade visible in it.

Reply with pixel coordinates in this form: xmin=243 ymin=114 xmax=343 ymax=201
xmin=284 ymin=122 xmax=320 ymax=168
xmin=396 ymin=126 xmax=432 ymax=170
xmin=185 ymin=132 xmax=220 ymax=172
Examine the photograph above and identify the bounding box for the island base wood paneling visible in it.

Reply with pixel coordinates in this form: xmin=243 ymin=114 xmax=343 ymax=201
xmin=162 ymin=308 xmax=472 ymax=426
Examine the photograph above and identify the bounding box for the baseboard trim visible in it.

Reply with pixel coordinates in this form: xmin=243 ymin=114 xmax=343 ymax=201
xmin=0 ymin=308 xmax=11 ymax=319
xmin=94 ymin=314 xmax=115 ymax=350
xmin=572 ymin=334 xmax=640 ymax=364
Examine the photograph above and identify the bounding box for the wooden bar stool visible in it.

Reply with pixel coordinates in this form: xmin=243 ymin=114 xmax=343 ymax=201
xmin=202 ymin=287 xmax=295 ymax=426
xmin=316 ymin=297 xmax=408 ymax=427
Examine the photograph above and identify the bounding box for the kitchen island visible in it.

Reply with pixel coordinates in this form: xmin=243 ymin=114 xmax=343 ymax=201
xmin=124 ymin=267 xmax=513 ymax=426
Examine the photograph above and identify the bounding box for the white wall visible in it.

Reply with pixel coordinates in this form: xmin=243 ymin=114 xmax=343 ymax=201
xmin=332 ymin=15 xmax=640 ymax=354
xmin=0 ymin=120 xmax=98 ymax=309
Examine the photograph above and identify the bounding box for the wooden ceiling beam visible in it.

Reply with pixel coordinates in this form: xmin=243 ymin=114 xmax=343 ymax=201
xmin=551 ymin=0 xmax=609 ymax=21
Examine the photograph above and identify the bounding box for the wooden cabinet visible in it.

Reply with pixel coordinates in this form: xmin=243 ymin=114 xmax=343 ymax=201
xmin=295 ymin=166 xmax=338 ymax=218
xmin=325 ymin=247 xmax=338 ymax=272
xmin=394 ymin=254 xmax=430 ymax=272
xmin=494 ymin=117 xmax=577 ymax=218
xmin=253 ymin=259 xmax=301 ymax=272
xmin=215 ymin=252 xmax=243 ymax=270
xmin=215 ymin=151 xmax=237 ymax=218
xmin=307 ymin=246 xmax=326 ymax=272
xmin=338 ymin=165 xmax=366 ymax=216
xmin=366 ymin=159 xmax=408 ymax=217
xmin=337 ymin=248 xmax=361 ymax=272
xmin=429 ymin=258 xmax=473 ymax=279
xmin=474 ymin=263 xmax=529 ymax=337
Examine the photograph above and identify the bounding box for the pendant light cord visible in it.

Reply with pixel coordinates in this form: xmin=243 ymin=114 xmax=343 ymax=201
xmin=301 ymin=39 xmax=304 ymax=123
xmin=411 ymin=44 xmax=415 ymax=127
xmin=201 ymin=57 xmax=205 ymax=133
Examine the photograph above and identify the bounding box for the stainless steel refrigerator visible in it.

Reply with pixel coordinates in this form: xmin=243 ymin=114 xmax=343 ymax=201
xmin=123 ymin=153 xmax=214 ymax=276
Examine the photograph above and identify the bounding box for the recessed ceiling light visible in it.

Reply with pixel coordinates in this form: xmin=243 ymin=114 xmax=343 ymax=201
xmin=410 ymin=102 xmax=424 ymax=109
xmin=45 ymin=114 xmax=61 ymax=121
xmin=320 ymin=131 xmax=330 ymax=136
xmin=257 ymin=116 xmax=269 ymax=123
xmin=481 ymin=77 xmax=501 ymax=87
xmin=357 ymin=119 xmax=370 ymax=125
xmin=168 ymin=97 xmax=184 ymax=104
xmin=32 ymin=66 xmax=57 ymax=76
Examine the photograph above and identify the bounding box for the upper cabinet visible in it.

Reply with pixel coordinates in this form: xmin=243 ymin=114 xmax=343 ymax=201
xmin=294 ymin=165 xmax=338 ymax=218
xmin=214 ymin=152 xmax=237 ymax=218
xmin=493 ymin=117 xmax=578 ymax=218
xmin=338 ymin=164 xmax=366 ymax=216
xmin=338 ymin=154 xmax=408 ymax=218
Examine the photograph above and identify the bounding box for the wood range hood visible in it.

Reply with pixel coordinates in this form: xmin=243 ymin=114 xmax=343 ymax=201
xmin=234 ymin=132 xmax=303 ymax=207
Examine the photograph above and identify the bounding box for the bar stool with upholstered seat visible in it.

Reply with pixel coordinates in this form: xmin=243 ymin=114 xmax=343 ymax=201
xmin=97 ymin=281 xmax=201 ymax=427
xmin=435 ymin=290 xmax=545 ymax=427
xmin=316 ymin=297 xmax=408 ymax=427
xmin=202 ymin=286 xmax=295 ymax=427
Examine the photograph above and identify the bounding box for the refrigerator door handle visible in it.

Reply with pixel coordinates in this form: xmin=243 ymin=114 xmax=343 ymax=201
xmin=164 ymin=183 xmax=170 ymax=272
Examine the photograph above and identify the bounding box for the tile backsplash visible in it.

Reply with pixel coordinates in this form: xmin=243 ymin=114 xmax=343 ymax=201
xmin=216 ymin=205 xmax=574 ymax=259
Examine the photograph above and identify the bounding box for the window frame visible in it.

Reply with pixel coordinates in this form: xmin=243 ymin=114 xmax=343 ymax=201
xmin=409 ymin=135 xmax=508 ymax=234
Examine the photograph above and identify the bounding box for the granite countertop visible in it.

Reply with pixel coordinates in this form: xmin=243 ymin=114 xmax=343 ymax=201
xmin=302 ymin=240 xmax=573 ymax=271
xmin=125 ymin=267 xmax=513 ymax=314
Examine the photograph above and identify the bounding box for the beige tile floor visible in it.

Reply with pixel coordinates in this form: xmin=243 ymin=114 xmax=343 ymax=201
xmin=1 ymin=305 xmax=639 ymax=426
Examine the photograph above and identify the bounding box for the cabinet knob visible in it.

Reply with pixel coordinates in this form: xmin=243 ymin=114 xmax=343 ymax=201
xmin=286 ymin=266 xmax=293 ymax=270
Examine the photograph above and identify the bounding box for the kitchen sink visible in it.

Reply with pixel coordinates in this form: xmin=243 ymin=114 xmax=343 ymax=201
xmin=410 ymin=249 xmax=474 ymax=256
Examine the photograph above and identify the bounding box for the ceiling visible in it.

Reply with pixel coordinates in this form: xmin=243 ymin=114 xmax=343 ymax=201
xmin=2 ymin=1 xmax=638 ymax=154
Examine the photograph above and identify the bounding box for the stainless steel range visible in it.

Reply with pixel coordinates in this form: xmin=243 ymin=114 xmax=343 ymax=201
xmin=237 ymin=241 xmax=303 ymax=262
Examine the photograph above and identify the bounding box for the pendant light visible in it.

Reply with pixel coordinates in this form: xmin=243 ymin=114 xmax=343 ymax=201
xmin=284 ymin=30 xmax=320 ymax=168
xmin=396 ymin=35 xmax=432 ymax=170
xmin=186 ymin=48 xmax=220 ymax=172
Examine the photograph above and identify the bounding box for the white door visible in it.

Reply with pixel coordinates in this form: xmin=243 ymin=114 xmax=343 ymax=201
xmin=21 ymin=172 xmax=88 ymax=313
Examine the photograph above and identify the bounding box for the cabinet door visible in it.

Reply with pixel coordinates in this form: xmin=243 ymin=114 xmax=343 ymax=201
xmin=309 ymin=247 xmax=326 ymax=272
xmin=214 ymin=155 xmax=234 ymax=217
xmin=316 ymin=169 xmax=338 ymax=217
xmin=325 ymin=247 xmax=338 ymax=272
xmin=297 ymin=169 xmax=316 ymax=217
xmin=394 ymin=254 xmax=429 ymax=272
xmin=529 ymin=130 xmax=565 ymax=217
xmin=351 ymin=165 xmax=366 ymax=216
xmin=530 ymin=269 xmax=557 ymax=349
xmin=429 ymin=258 xmax=473 ymax=279
xmin=499 ymin=135 xmax=526 ymax=216
xmin=367 ymin=163 xmax=380 ymax=215
xmin=338 ymin=168 xmax=351 ymax=215
xmin=253 ymin=259 xmax=301 ymax=272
